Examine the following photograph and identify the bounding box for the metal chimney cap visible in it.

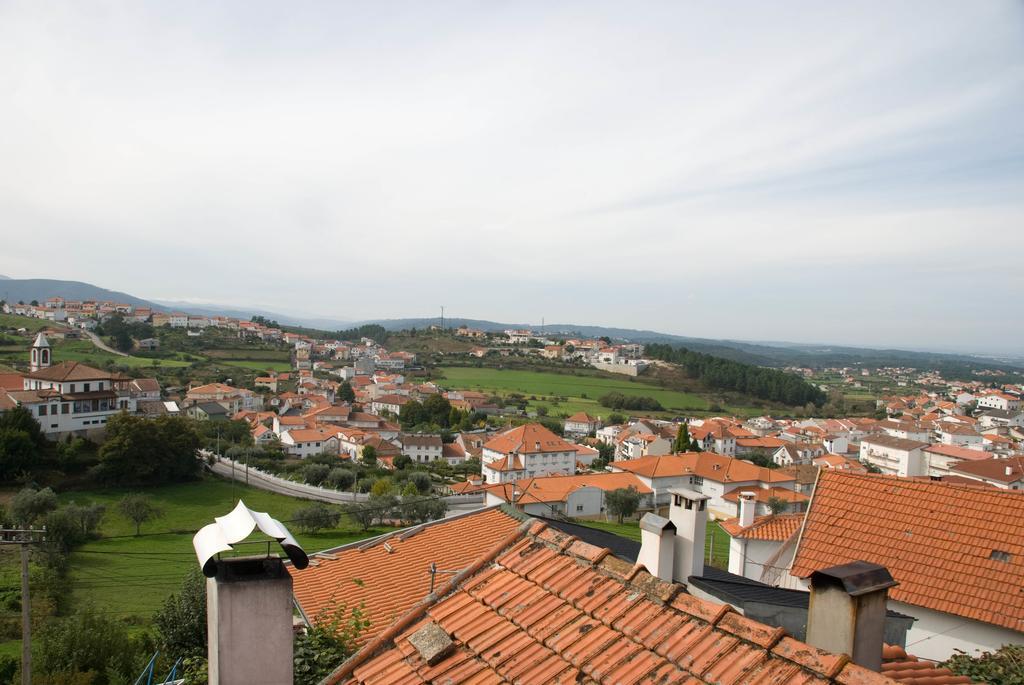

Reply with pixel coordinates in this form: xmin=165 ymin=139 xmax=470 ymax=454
xmin=192 ymin=500 xmax=309 ymax=577
xmin=810 ymin=560 xmax=898 ymax=597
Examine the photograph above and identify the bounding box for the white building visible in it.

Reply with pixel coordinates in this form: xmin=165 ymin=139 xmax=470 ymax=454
xmin=399 ymin=434 xmax=443 ymax=463
xmin=480 ymin=423 xmax=578 ymax=484
xmin=859 ymin=435 xmax=928 ymax=477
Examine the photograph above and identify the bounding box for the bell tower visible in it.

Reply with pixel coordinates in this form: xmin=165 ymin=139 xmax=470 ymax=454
xmin=30 ymin=332 xmax=51 ymax=372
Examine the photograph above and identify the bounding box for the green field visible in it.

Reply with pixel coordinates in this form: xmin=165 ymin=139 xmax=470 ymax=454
xmin=204 ymin=348 xmax=291 ymax=361
xmin=219 ymin=359 xmax=293 ymax=372
xmin=54 ymin=478 xmax=391 ymax=619
xmin=437 ymin=366 xmax=710 ymax=417
xmin=578 ymin=519 xmax=730 ymax=569
xmin=0 ymin=313 xmax=61 ymax=332
xmin=0 ymin=336 xmax=191 ymax=369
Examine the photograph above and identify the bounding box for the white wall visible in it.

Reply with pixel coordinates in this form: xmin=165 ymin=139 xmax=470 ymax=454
xmin=891 ymin=600 xmax=1024 ymax=663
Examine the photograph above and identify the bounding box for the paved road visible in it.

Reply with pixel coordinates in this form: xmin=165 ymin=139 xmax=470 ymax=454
xmin=84 ymin=329 xmax=129 ymax=357
xmin=208 ymin=455 xmax=485 ymax=517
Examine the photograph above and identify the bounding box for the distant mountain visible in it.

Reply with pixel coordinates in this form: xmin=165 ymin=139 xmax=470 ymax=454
xmin=150 ymin=300 xmax=350 ymax=330
xmin=0 ymin=278 xmax=161 ymax=309
xmin=3 ymin=278 xmax=1020 ymax=374
xmin=0 ymin=274 xmax=10 ymax=280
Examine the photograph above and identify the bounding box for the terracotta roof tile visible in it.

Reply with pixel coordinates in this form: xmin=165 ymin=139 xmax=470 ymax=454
xmin=329 ymin=515 xmax=899 ymax=685
xmin=483 ymin=422 xmax=578 ymax=455
xmin=792 ymin=471 xmax=1024 ymax=632
xmin=291 ymin=507 xmax=522 ymax=644
xmin=720 ymin=513 xmax=805 ymax=541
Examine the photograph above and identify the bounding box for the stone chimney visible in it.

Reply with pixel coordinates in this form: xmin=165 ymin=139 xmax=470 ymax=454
xmin=637 ymin=513 xmax=676 ymax=581
xmin=207 ymin=556 xmax=295 ymax=685
xmin=667 ymin=487 xmax=710 ymax=583
xmin=738 ymin=491 xmax=756 ymax=528
xmin=805 ymin=560 xmax=897 ymax=672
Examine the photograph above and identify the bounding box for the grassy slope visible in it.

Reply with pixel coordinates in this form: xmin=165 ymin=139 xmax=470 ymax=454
xmin=0 ymin=313 xmax=61 ymax=332
xmin=437 ymin=366 xmax=711 ymax=417
xmin=57 ymin=477 xmax=391 ymax=619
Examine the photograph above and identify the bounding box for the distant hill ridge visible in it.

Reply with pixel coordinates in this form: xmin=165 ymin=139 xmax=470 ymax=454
xmin=1 ymin=278 xmax=1021 ymax=372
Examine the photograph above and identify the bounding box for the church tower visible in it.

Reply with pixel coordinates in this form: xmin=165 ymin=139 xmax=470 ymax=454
xmin=30 ymin=332 xmax=51 ymax=372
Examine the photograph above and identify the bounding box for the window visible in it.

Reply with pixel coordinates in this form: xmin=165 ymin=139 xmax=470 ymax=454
xmin=576 ymin=505 xmax=584 ymax=512
xmin=69 ymin=384 xmax=75 ymax=393
xmin=84 ymin=383 xmax=91 ymax=392
xmin=62 ymin=404 xmax=69 ymax=414
xmin=39 ymin=405 xmax=47 ymax=416
xmin=990 ymin=550 xmax=1012 ymax=563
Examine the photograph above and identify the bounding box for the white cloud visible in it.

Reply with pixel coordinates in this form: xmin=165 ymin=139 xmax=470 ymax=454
xmin=1 ymin=0 xmax=1022 ymax=351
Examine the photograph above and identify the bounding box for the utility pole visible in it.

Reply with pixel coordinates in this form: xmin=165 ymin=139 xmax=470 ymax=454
xmin=1 ymin=528 xmax=45 ymax=685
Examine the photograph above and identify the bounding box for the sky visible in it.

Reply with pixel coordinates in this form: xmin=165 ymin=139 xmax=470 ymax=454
xmin=1 ymin=1 xmax=1023 ymax=354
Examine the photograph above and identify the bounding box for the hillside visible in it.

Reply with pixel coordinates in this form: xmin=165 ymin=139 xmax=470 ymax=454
xmin=4 ymin=277 xmax=1022 ymax=375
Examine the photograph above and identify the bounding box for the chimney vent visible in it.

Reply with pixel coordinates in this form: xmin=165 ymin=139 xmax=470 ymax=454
xmin=739 ymin=491 xmax=756 ymax=528
xmin=667 ymin=487 xmax=710 ymax=585
xmin=806 ymin=560 xmax=897 ymax=671
xmin=637 ymin=513 xmax=676 ymax=581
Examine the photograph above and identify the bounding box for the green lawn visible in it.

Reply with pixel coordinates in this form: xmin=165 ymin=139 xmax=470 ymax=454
xmin=577 ymin=518 xmax=731 ymax=569
xmin=0 ymin=337 xmax=192 ymax=369
xmin=0 ymin=313 xmax=62 ymax=332
xmin=56 ymin=478 xmax=391 ymax=619
xmin=438 ymin=366 xmax=710 ymax=418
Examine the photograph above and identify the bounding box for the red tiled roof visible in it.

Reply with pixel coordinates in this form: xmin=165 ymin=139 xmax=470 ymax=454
xmin=720 ymin=513 xmax=804 ymax=541
xmin=0 ymin=373 xmax=25 ymax=390
xmin=483 ymin=423 xmax=578 ymax=455
xmin=611 ymin=452 xmax=795 ymax=485
xmin=922 ymin=444 xmax=991 ymax=461
xmin=330 ymin=516 xmax=897 ymax=685
xmin=722 ymin=486 xmax=809 ymax=506
xmin=792 ymin=471 xmax=1024 ymax=631
xmin=292 ymin=508 xmax=522 ymax=645
xmin=24 ymin=361 xmax=111 ymax=382
xmin=881 ymin=645 xmax=973 ymax=684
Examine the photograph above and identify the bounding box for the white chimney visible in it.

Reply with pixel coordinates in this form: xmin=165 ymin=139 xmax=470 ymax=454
xmin=738 ymin=491 xmax=756 ymax=528
xmin=667 ymin=487 xmax=710 ymax=583
xmin=1006 ymin=465 xmax=1014 ymax=477
xmin=637 ymin=513 xmax=676 ymax=581
xmin=806 ymin=561 xmax=897 ymax=672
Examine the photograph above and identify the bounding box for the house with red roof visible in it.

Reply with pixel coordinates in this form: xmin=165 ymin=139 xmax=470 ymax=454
xmin=480 ymin=423 xmax=579 ymax=484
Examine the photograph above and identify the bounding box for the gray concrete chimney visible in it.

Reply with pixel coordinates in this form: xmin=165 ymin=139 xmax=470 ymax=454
xmin=638 ymin=513 xmax=676 ymax=581
xmin=806 ymin=560 xmax=898 ymax=672
xmin=207 ymin=556 xmax=294 ymax=685
xmin=667 ymin=487 xmax=710 ymax=583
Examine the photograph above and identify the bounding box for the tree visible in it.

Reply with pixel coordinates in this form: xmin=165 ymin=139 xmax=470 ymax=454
xmin=0 ymin=407 xmax=45 ymax=480
xmin=154 ymin=568 xmax=207 ymax=661
xmin=10 ymin=487 xmax=57 ymax=525
xmin=338 ymin=381 xmax=355 ymax=403
xmin=326 ymin=468 xmax=355 ymax=490
xmin=361 ymin=445 xmax=377 ymax=466
xmin=943 ymin=644 xmax=1024 ymax=684
xmin=393 ymin=454 xmax=412 ymax=470
xmin=62 ymin=502 xmax=105 ymax=538
xmin=408 ymin=471 xmax=432 ymax=494
xmin=766 ymin=496 xmax=789 ymax=515
xmin=95 ymin=414 xmax=201 ymax=486
xmin=35 ymin=604 xmax=151 ymax=683
xmin=607 ymin=412 xmax=626 ymax=425
xmin=370 ymin=477 xmax=394 ymax=497
xmin=605 ymin=487 xmax=641 ymax=524
xmin=293 ymin=502 xmax=341 ymax=534
xmin=303 ymin=463 xmax=330 ymax=486
xmin=119 ymin=493 xmax=163 ymax=536
xmin=673 ymin=424 xmax=691 ymax=453
xmin=293 ymin=604 xmax=370 ymax=685
xmin=344 ymin=501 xmax=376 ymax=532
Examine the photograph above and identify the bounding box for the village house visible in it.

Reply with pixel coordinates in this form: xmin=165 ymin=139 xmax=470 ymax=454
xmin=859 ymin=435 xmax=929 ymax=477
xmin=280 ymin=427 xmax=341 ymax=458
xmin=482 ymin=471 xmax=654 ymax=518
xmin=977 ymin=391 xmax=1021 ymax=412
xmin=563 ymin=411 xmax=600 ymax=436
xmin=399 ymin=434 xmax=444 ymax=463
xmin=949 ymin=456 xmax=1024 ymax=489
xmin=783 ymin=471 xmax=1024 ymax=661
xmin=772 ymin=442 xmax=827 ymax=467
xmin=607 ymin=451 xmax=798 ymax=518
xmin=480 ymin=423 xmax=579 ymax=484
